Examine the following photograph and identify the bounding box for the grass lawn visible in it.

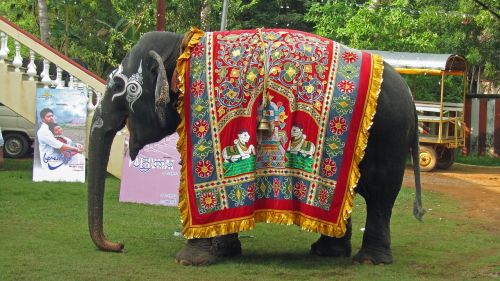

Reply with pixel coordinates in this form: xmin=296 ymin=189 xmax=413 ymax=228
xmin=1 ymin=158 xmax=499 ymax=280
xmin=456 ymin=154 xmax=500 ymax=167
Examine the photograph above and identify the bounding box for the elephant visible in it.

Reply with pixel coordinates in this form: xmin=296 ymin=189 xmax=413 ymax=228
xmin=87 ymin=29 xmax=424 ymax=266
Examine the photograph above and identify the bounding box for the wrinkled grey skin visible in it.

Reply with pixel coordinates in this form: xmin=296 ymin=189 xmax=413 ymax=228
xmin=88 ymin=31 xmax=424 ymax=266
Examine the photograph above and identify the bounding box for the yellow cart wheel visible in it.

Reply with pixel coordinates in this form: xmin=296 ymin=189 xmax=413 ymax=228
xmin=419 ymin=145 xmax=437 ymax=172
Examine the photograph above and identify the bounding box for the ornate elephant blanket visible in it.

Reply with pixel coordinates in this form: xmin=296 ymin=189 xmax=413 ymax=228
xmin=176 ymin=28 xmax=383 ymax=239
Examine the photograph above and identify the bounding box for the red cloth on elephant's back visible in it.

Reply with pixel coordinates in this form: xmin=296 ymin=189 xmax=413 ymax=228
xmin=176 ymin=28 xmax=384 ymax=239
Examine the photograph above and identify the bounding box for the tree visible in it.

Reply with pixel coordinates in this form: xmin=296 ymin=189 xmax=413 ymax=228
xmin=200 ymin=0 xmax=211 ymax=30
xmin=226 ymin=0 xmax=313 ymax=31
xmin=37 ymin=0 xmax=50 ymax=44
xmin=306 ymin=0 xmax=499 ymax=98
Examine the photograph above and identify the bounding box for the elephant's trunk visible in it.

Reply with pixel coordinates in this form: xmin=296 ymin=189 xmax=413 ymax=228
xmin=87 ymin=110 xmax=125 ymax=252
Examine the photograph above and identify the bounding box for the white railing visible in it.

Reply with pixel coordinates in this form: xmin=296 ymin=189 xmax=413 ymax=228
xmin=0 ymin=16 xmax=106 ymax=110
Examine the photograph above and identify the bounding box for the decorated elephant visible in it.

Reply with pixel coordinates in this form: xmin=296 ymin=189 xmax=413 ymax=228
xmin=88 ymin=28 xmax=424 ymax=266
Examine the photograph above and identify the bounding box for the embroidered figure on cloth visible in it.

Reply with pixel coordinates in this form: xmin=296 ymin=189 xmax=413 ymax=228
xmin=222 ymin=131 xmax=256 ymax=163
xmin=288 ymin=125 xmax=315 ymax=157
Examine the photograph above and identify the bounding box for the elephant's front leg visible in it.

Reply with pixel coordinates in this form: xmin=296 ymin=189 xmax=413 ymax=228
xmin=310 ymin=218 xmax=352 ymax=257
xmin=175 ymin=233 xmax=242 ymax=266
xmin=175 ymin=237 xmax=216 ymax=266
xmin=212 ymin=233 xmax=242 ymax=257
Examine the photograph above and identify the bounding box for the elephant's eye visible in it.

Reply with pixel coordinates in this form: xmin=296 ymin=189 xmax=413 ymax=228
xmin=112 ymin=78 xmax=125 ymax=93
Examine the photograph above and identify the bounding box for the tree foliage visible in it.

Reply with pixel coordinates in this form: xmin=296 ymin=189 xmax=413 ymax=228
xmin=0 ymin=0 xmax=497 ymax=95
xmin=306 ymin=0 xmax=499 ymax=94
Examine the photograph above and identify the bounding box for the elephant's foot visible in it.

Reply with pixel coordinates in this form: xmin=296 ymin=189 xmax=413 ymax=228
xmin=175 ymin=238 xmax=217 ymax=266
xmin=310 ymin=235 xmax=351 ymax=257
xmin=212 ymin=233 xmax=242 ymax=257
xmin=352 ymin=248 xmax=393 ymax=265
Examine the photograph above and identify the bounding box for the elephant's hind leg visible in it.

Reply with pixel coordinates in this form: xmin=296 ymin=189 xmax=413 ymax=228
xmin=352 ymin=142 xmax=408 ymax=265
xmin=351 ymin=190 xmax=397 ymax=265
xmin=310 ymin=219 xmax=352 ymax=257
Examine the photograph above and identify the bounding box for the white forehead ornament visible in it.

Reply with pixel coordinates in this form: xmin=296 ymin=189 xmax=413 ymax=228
xmin=110 ymin=60 xmax=144 ymax=112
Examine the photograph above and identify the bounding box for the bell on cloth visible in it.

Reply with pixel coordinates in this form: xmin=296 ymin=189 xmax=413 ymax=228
xmin=257 ymin=118 xmax=271 ymax=132
xmin=258 ymin=102 xmax=274 ymax=134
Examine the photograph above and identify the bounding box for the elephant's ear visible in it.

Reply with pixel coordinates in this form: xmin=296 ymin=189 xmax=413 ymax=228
xmin=149 ymin=50 xmax=169 ymax=128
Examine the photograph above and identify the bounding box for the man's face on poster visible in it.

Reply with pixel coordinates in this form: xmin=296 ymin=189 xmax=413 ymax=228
xmin=43 ymin=112 xmax=55 ymax=124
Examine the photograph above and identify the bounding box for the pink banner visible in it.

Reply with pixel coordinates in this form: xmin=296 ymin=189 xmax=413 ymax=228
xmin=119 ymin=134 xmax=181 ymax=206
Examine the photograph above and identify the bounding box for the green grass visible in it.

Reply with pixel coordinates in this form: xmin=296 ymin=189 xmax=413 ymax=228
xmin=456 ymin=154 xmax=500 ymax=167
xmin=1 ymin=158 xmax=499 ymax=281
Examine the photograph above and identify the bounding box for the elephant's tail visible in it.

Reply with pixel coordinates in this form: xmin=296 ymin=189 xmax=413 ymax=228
xmin=412 ymin=107 xmax=425 ymax=221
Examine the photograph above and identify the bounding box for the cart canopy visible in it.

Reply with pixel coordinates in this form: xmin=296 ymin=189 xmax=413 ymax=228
xmin=367 ymin=51 xmax=467 ymax=76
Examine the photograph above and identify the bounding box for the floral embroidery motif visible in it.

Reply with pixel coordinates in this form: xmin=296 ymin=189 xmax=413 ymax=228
xmin=192 ymin=80 xmax=205 ymax=97
xmin=293 ymin=181 xmax=307 ymax=200
xmin=218 ymin=83 xmax=243 ymax=109
xmin=228 ymin=185 xmax=247 ymax=207
xmin=191 ymin=98 xmax=209 ymax=119
xmin=322 ymin=158 xmax=337 ymax=177
xmin=342 ymin=51 xmax=358 ymax=63
xmin=200 ymin=191 xmax=218 ymax=210
xmin=190 ymin=59 xmax=205 ymax=77
xmin=329 ymin=116 xmax=348 ymax=135
xmin=325 ymin=135 xmax=345 ymax=158
xmin=339 ymin=64 xmax=359 ymax=80
xmin=317 ymin=188 xmax=331 ymax=206
xmin=282 ymin=62 xmax=299 ymax=83
xmin=337 ymin=80 xmax=356 ymax=94
xmin=333 ymin=95 xmax=354 ymax=116
xmin=191 ymin=44 xmax=205 ymax=58
xmin=195 ymin=160 xmax=214 ymax=178
xmin=193 ymin=119 xmax=209 ymax=138
xmin=193 ymin=138 xmax=213 ymax=159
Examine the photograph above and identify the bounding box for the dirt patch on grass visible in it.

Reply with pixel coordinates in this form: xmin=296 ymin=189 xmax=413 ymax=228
xmin=403 ymin=163 xmax=500 ymax=233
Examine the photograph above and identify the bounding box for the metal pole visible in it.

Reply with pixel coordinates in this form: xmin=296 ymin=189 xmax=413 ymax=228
xmin=221 ymin=0 xmax=229 ymax=31
xmin=438 ymin=72 xmax=445 ymax=143
xmin=156 ymin=0 xmax=166 ymax=31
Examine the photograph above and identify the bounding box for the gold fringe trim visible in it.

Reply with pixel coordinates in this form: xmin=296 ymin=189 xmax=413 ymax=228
xmin=336 ymin=53 xmax=384 ymax=236
xmin=177 ymin=34 xmax=385 ymax=239
xmin=175 ymin=27 xmax=204 ymax=239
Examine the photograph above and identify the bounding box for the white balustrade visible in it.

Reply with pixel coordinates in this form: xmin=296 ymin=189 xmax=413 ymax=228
xmin=0 ymin=32 xmax=9 ymax=63
xmin=69 ymin=75 xmax=75 ymax=89
xmin=26 ymin=50 xmax=37 ymax=80
xmin=41 ymin=59 xmax=52 ymax=88
xmin=55 ymin=67 xmax=64 ymax=88
xmin=12 ymin=41 xmax=22 ymax=71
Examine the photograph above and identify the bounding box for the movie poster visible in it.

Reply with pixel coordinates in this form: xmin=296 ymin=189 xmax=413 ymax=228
xmin=119 ymin=134 xmax=181 ymax=206
xmin=33 ymin=88 xmax=87 ymax=182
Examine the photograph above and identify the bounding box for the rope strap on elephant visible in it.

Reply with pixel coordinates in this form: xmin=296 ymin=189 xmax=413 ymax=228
xmin=176 ymin=27 xmax=384 ymax=239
